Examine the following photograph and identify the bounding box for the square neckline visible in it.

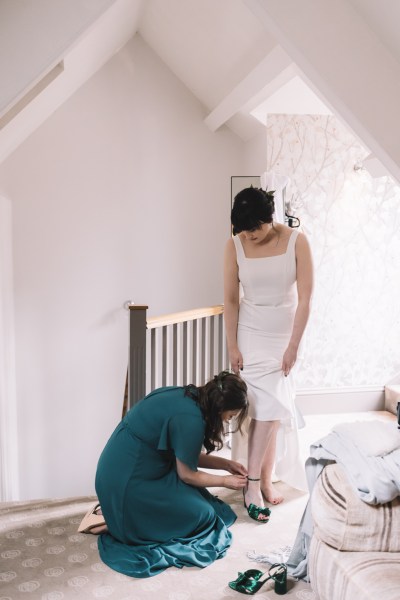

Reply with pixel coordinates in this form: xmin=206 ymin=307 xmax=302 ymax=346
xmin=237 ymin=229 xmax=296 ymax=259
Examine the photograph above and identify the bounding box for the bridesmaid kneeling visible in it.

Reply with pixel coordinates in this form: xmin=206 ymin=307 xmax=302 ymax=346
xmin=79 ymin=371 xmax=248 ymax=578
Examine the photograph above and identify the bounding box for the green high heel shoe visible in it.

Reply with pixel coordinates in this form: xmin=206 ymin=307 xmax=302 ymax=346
xmin=229 ymin=563 xmax=287 ymax=595
xmin=243 ymin=479 xmax=271 ymax=523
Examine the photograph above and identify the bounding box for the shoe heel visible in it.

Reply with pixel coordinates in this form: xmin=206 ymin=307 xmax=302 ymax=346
xmin=274 ymin=565 xmax=287 ymax=595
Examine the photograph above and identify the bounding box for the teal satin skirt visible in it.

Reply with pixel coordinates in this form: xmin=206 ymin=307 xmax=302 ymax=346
xmin=96 ymin=421 xmax=236 ymax=578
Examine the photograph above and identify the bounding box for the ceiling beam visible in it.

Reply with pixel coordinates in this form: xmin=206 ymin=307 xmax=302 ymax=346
xmin=204 ymin=45 xmax=293 ymax=132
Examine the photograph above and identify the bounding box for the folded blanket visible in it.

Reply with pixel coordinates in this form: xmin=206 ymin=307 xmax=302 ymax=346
xmin=314 ymin=422 xmax=400 ymax=505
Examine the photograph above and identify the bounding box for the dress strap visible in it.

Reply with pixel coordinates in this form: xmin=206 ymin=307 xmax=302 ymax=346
xmin=233 ymin=235 xmax=245 ymax=261
xmin=286 ymin=229 xmax=300 ymax=255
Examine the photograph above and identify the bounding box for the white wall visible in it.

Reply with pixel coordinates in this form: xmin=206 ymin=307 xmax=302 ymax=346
xmin=0 ymin=196 xmax=19 ymax=500
xmin=243 ymin=129 xmax=268 ymax=176
xmin=0 ymin=34 xmax=243 ymax=500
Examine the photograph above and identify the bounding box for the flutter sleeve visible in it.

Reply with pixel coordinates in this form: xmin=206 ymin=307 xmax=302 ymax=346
xmin=167 ymin=413 xmax=205 ymax=470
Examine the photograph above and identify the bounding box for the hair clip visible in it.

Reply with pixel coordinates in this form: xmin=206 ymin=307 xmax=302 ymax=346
xmin=215 ymin=370 xmax=231 ymax=391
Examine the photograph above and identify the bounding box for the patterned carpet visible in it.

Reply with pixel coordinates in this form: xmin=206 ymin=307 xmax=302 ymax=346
xmin=4 ymin=411 xmax=393 ymax=598
xmin=0 ymin=483 xmax=314 ymax=600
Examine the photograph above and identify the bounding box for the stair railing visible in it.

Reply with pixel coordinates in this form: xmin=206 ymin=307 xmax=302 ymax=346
xmin=124 ymin=304 xmax=229 ymax=415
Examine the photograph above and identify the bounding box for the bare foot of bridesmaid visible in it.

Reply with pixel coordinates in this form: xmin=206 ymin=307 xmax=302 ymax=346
xmin=88 ymin=524 xmax=108 ymax=535
xmin=78 ymin=503 xmax=108 ymax=534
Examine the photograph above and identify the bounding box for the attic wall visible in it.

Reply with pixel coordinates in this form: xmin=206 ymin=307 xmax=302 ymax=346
xmin=243 ymin=129 xmax=268 ymax=175
xmin=266 ymin=114 xmax=400 ymax=388
xmin=0 ymin=34 xmax=243 ymax=500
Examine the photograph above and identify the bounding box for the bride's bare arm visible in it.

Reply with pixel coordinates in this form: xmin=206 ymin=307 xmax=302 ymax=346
xmin=223 ymin=238 xmax=242 ymax=373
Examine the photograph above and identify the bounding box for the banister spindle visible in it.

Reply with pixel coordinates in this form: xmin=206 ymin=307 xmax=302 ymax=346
xmin=128 ymin=305 xmax=148 ymax=409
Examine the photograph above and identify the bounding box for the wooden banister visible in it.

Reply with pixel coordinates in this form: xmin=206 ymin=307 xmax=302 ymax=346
xmin=147 ymin=305 xmax=224 ymax=329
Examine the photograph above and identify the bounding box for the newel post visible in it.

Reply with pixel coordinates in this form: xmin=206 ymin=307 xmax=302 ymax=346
xmin=128 ymin=305 xmax=148 ymax=410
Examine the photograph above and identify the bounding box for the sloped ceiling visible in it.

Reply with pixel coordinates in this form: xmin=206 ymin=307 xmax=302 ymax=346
xmin=138 ymin=0 xmax=330 ymax=141
xmin=348 ymin=0 xmax=400 ymax=60
xmin=139 ymin=0 xmax=278 ymax=110
xmin=0 ymin=0 xmax=117 ymax=114
xmin=0 ymin=0 xmax=328 ymax=159
xmin=1 ymin=0 xmax=400 ymax=181
xmin=0 ymin=0 xmax=144 ymax=162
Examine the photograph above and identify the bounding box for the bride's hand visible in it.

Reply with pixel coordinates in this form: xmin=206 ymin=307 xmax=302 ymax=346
xmin=229 ymin=348 xmax=243 ymax=374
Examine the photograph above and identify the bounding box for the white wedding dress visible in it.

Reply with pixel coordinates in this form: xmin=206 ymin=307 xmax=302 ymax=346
xmin=231 ymin=230 xmax=307 ymax=491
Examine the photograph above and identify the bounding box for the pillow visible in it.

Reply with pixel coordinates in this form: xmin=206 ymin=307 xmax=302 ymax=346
xmin=332 ymin=420 xmax=400 ymax=457
xmin=311 ymin=463 xmax=400 ymax=551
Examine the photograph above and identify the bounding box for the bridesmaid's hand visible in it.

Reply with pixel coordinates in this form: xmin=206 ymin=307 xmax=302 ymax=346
xmin=225 ymin=460 xmax=248 ymax=477
xmin=229 ymin=347 xmax=243 ymax=374
xmin=223 ymin=475 xmax=247 ymax=490
xmin=282 ymin=345 xmax=298 ymax=377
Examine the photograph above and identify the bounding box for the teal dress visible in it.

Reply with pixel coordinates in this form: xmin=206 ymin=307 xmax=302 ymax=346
xmin=95 ymin=386 xmax=237 ymax=578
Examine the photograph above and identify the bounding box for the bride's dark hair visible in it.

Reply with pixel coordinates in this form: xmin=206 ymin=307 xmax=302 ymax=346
xmin=185 ymin=371 xmax=248 ymax=453
xmin=231 ymin=186 xmax=275 ymax=235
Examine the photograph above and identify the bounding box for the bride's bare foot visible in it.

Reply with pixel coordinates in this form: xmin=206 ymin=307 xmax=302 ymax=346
xmin=261 ymin=482 xmax=284 ymax=505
